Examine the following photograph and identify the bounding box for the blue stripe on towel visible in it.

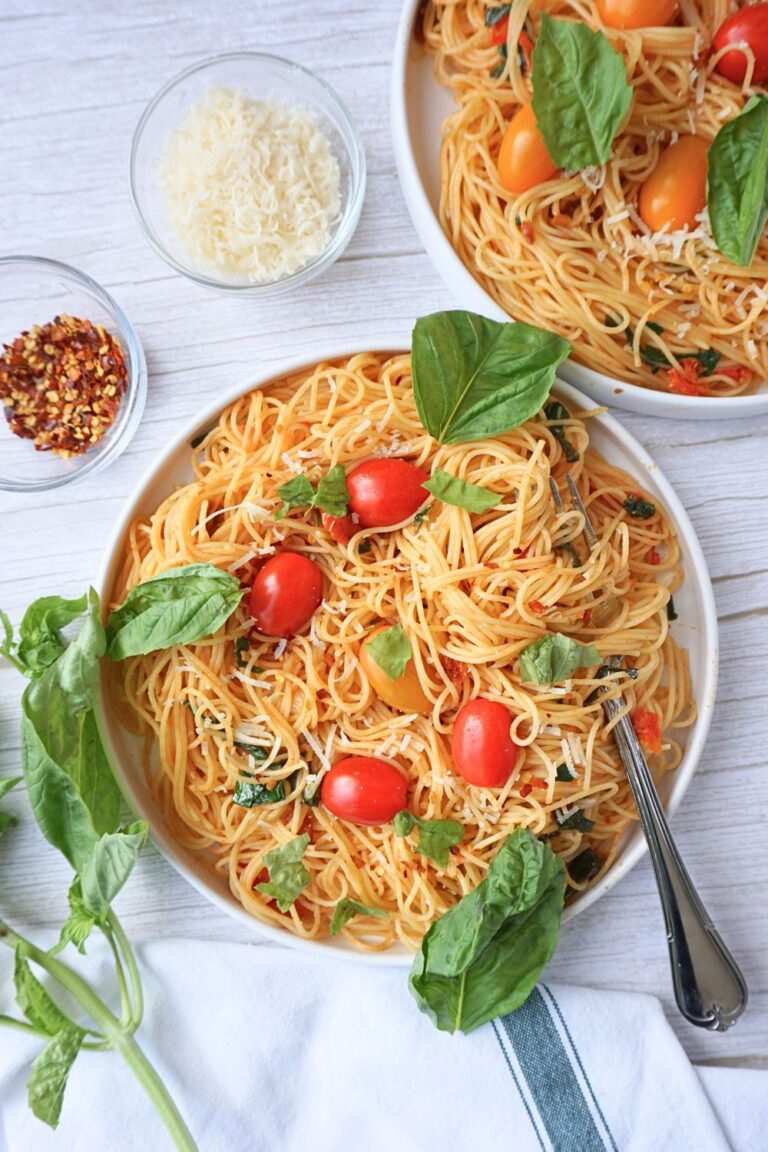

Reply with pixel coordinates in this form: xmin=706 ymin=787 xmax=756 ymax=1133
xmin=495 ymin=988 xmax=613 ymax=1152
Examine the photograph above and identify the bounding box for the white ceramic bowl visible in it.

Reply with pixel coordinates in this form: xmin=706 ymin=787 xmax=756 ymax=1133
xmin=96 ymin=343 xmax=718 ymax=965
xmin=390 ymin=0 xmax=768 ymax=420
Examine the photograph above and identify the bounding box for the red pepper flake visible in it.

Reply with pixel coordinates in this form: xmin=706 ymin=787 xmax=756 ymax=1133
xmin=490 ymin=14 xmax=509 ymax=45
xmin=667 ymin=358 xmax=709 ymax=397
xmin=718 ymin=364 xmax=753 ymax=385
xmin=529 ymin=600 xmax=546 ymax=614
xmin=631 ymin=709 xmax=663 ymax=756
xmin=519 ymin=782 xmax=533 ymax=797
xmin=581 ymin=608 xmax=592 ymax=626
xmin=520 ymin=219 xmax=536 ymax=244
xmin=646 ymin=547 xmax=661 ymax=565
xmin=442 ymin=656 xmax=467 ymax=685
xmin=0 ymin=314 xmax=127 ymax=458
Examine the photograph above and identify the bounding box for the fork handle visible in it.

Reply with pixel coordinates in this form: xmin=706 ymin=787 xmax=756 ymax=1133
xmin=605 ymin=702 xmax=748 ymax=1031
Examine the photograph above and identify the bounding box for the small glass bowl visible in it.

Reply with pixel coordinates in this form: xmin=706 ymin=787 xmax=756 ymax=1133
xmin=0 ymin=257 xmax=147 ymax=493
xmin=130 ymin=52 xmax=367 ymax=295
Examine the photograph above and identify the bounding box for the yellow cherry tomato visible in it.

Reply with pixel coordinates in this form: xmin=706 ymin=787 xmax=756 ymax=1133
xmin=359 ymin=626 xmax=431 ymax=715
xmin=497 ymin=103 xmax=558 ymax=195
xmin=638 ymin=135 xmax=709 ymax=233
xmin=595 ymin=0 xmax=678 ymax=29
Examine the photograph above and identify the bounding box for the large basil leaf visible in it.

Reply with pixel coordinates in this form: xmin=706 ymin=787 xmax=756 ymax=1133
xmin=79 ymin=821 xmax=149 ymax=917
xmin=2 ymin=595 xmax=88 ymax=679
xmin=531 ymin=15 xmax=632 ymax=168
xmin=106 ymin=563 xmax=243 ymax=660
xmin=21 ymin=590 xmax=121 ymax=870
xmin=27 ymin=1026 xmax=83 ymax=1128
xmin=409 ymin=829 xmax=565 ymax=1033
xmin=412 ymin=312 xmax=571 ymax=445
xmin=708 ymin=94 xmax=768 ymax=267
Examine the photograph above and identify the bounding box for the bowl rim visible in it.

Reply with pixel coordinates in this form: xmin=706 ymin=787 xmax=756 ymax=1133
xmin=389 ymin=0 xmax=768 ymax=419
xmin=94 ymin=338 xmax=718 ymax=967
xmin=0 ymin=254 xmax=147 ymax=494
xmin=129 ymin=50 xmax=367 ymax=294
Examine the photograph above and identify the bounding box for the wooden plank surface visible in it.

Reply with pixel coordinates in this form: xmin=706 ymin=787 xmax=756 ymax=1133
xmin=0 ymin=0 xmax=766 ymax=1069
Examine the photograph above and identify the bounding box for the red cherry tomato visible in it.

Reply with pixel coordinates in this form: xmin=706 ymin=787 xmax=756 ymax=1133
xmin=714 ymin=3 xmax=768 ymax=85
xmin=451 ymin=699 xmax=520 ymax=787
xmin=346 ymin=459 xmax=429 ymax=528
xmin=321 ymin=511 xmax=355 ymax=545
xmin=638 ymin=135 xmax=709 ymax=232
xmin=249 ymin=552 xmax=322 ymax=638
xmin=498 ymin=103 xmax=558 ymax=195
xmin=321 ymin=757 xmax=408 ymax=825
xmin=595 ymin=0 xmax=677 ymax=29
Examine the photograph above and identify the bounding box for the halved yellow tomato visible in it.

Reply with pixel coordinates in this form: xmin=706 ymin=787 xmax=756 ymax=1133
xmin=595 ymin=0 xmax=677 ymax=29
xmin=359 ymin=625 xmax=431 ymax=715
xmin=498 ymin=103 xmax=557 ymax=195
xmin=638 ymin=135 xmax=709 ymax=232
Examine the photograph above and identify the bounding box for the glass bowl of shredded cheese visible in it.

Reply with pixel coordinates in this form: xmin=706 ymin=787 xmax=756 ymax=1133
xmin=130 ymin=53 xmax=366 ymax=294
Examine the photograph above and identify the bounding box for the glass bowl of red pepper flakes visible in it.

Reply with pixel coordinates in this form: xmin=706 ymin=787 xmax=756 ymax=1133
xmin=0 ymin=256 xmax=147 ymax=493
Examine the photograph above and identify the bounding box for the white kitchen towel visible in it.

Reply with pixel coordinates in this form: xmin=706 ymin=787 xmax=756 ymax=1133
xmin=0 ymin=937 xmax=764 ymax=1152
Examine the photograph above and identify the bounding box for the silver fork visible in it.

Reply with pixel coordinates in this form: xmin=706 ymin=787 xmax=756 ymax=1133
xmin=552 ymin=473 xmax=748 ymax=1032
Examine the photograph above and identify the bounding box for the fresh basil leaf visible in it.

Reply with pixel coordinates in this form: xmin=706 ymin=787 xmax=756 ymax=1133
xmin=256 ymin=834 xmax=310 ymax=911
xmin=394 ymin=810 xmax=464 ymax=868
xmin=12 ymin=595 xmax=89 ymax=679
xmin=531 ymin=15 xmax=632 ymax=168
xmin=27 ymin=1026 xmax=83 ymax=1128
xmin=409 ymin=828 xmax=565 ymax=1033
xmin=363 ymin=623 xmax=412 ymax=681
xmin=314 ymin=464 xmax=350 ymax=517
xmin=554 ymin=806 xmax=595 ymax=832
xmin=555 ymin=763 xmax=577 ymax=783
xmin=275 ymin=475 xmax=316 ymax=520
xmin=519 ymin=633 xmax=599 ymax=686
xmin=708 ymin=94 xmax=768 ymax=266
xmin=544 ymin=401 xmax=579 ymax=463
xmin=623 ymin=495 xmax=656 ymax=519
xmin=412 ymin=311 xmax=571 ymax=446
xmin=14 ymin=951 xmax=76 ymax=1037
xmin=79 ymin=822 xmax=149 ymax=918
xmin=106 ymin=563 xmax=243 ymax=660
xmin=611 ymin=319 xmax=721 ymax=376
xmin=569 ymin=848 xmax=602 ymax=883
xmin=667 ymin=595 xmax=678 ymax=622
xmin=57 ymin=878 xmax=97 ymax=955
xmin=329 ymin=898 xmax=388 ymax=936
xmin=423 ymin=469 xmax=501 ymax=513
xmin=22 ymin=590 xmax=121 ymax=870
xmin=233 ymin=778 xmax=286 ymax=807
xmin=234 ymin=742 xmax=269 ymax=758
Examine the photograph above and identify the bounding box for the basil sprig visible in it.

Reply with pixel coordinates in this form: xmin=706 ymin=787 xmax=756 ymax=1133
xmin=363 ymin=623 xmax=412 ymax=681
xmin=423 ymin=469 xmax=501 ymax=513
xmin=412 ymin=311 xmax=571 ymax=446
xmin=106 ymin=563 xmax=243 ymax=660
xmin=329 ymin=898 xmax=388 ymax=936
xmin=1 ymin=594 xmax=88 ymax=679
xmin=708 ymin=94 xmax=768 ymax=267
xmin=275 ymin=464 xmax=349 ymax=520
xmin=394 ymin=810 xmax=464 ymax=868
xmin=531 ymin=15 xmax=632 ymax=168
xmin=409 ymin=829 xmax=565 ymax=1033
xmin=519 ymin=633 xmax=600 ymax=686
xmin=256 ymin=835 xmax=310 ymax=911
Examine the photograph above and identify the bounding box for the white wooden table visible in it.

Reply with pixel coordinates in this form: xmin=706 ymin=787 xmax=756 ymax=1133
xmin=0 ymin=0 xmax=766 ymax=1070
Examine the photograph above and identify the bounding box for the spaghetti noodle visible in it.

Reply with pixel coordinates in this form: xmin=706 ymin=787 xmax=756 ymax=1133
xmin=108 ymin=352 xmax=693 ymax=950
xmin=423 ymin=0 xmax=766 ymax=396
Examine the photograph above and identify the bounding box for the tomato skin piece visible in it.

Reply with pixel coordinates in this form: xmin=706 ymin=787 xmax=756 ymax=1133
xmin=321 ymin=512 xmax=355 ymax=546
xmin=321 ymin=757 xmax=408 ymax=825
xmin=631 ymin=709 xmax=663 ymax=756
xmin=713 ymin=3 xmax=768 ymax=85
xmin=595 ymin=0 xmax=677 ymax=29
xmin=346 ymin=459 xmax=429 ymax=529
xmin=451 ymin=699 xmax=520 ymax=787
xmin=249 ymin=552 xmax=323 ymax=638
xmin=359 ymin=625 xmax=432 ymax=715
xmin=638 ymin=136 xmax=709 ymax=232
xmin=498 ymin=103 xmax=557 ymax=195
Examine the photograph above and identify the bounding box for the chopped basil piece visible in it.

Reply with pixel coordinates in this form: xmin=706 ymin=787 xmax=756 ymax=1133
xmin=233 ymin=743 xmax=269 ymax=759
xmin=275 ymin=465 xmax=349 ymax=520
xmin=358 ymin=539 xmax=372 ymax=555
xmin=363 ymin=623 xmax=412 ymax=681
xmin=544 ymin=401 xmax=579 ymax=463
xmin=490 ymin=44 xmax=507 ymax=79
xmin=569 ymin=848 xmax=602 ymax=884
xmin=423 ymin=469 xmax=501 ymax=514
xmin=667 ymin=595 xmax=678 ymax=622
xmin=233 ymin=779 xmax=286 ymax=808
xmin=329 ymin=898 xmax=388 ymax=936
xmin=519 ymin=633 xmax=600 ymax=686
xmin=413 ymin=503 xmax=433 ymax=528
xmin=484 ymin=3 xmax=510 ymax=25
xmin=554 ymin=806 xmax=595 ymax=833
xmin=623 ymin=495 xmax=656 ymax=519
xmin=556 ymin=763 xmax=577 ymax=782
xmin=302 ymin=777 xmax=323 ymax=806
xmin=393 ymin=810 xmax=464 ymax=868
xmin=234 ymin=637 xmax=250 ymax=668
xmin=607 ymin=317 xmax=720 ymax=376
xmin=256 ymin=835 xmax=310 ymax=911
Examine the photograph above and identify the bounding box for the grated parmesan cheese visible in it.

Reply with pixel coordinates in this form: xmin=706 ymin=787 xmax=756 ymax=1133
xmin=159 ymin=87 xmax=342 ymax=285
